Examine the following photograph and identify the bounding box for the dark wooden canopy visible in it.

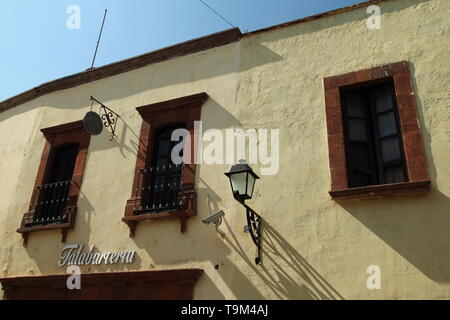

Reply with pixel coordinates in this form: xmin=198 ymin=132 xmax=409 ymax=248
xmin=0 ymin=269 xmax=203 ymax=300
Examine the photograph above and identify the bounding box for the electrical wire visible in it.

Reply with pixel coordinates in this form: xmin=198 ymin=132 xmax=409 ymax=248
xmin=199 ymin=0 xmax=236 ymax=28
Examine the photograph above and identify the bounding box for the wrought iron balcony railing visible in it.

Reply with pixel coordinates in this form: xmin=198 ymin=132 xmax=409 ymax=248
xmin=25 ymin=180 xmax=73 ymax=226
xmin=134 ymin=163 xmax=184 ymax=215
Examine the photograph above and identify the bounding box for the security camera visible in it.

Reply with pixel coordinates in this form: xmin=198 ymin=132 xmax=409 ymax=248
xmin=202 ymin=210 xmax=225 ymax=226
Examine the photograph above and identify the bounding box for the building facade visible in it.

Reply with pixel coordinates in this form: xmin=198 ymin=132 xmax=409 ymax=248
xmin=0 ymin=0 xmax=449 ymax=299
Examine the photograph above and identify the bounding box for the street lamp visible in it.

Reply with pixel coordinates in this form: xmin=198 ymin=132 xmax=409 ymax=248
xmin=224 ymin=160 xmax=260 ymax=201
xmin=225 ymin=160 xmax=262 ymax=265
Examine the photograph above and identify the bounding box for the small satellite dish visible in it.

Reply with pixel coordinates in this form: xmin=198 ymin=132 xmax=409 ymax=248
xmin=83 ymin=111 xmax=103 ymax=135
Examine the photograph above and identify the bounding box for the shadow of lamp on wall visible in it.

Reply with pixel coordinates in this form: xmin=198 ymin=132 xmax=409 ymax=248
xmin=224 ymin=160 xmax=262 ymax=265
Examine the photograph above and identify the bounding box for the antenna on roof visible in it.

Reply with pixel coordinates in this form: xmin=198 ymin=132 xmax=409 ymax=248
xmin=199 ymin=0 xmax=235 ymax=28
xmin=89 ymin=9 xmax=108 ymax=70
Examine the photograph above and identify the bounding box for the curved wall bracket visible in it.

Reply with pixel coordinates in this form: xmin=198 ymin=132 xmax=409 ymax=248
xmin=234 ymin=192 xmax=262 ymax=265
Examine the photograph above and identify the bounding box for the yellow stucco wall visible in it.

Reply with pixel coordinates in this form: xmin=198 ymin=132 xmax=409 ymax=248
xmin=0 ymin=0 xmax=449 ymax=299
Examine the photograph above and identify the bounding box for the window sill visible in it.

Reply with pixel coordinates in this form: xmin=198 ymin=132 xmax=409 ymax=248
xmin=17 ymin=222 xmax=73 ymax=245
xmin=329 ymin=180 xmax=431 ymax=200
xmin=17 ymin=205 xmax=77 ymax=246
xmin=122 ymin=209 xmax=195 ymax=237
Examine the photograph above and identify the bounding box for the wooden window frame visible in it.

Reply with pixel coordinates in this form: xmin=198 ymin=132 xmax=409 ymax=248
xmin=17 ymin=120 xmax=91 ymax=245
xmin=122 ymin=93 xmax=208 ymax=237
xmin=324 ymin=61 xmax=430 ymax=199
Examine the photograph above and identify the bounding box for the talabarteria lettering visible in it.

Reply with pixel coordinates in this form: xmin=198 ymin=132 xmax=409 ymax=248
xmin=58 ymin=244 xmax=136 ymax=267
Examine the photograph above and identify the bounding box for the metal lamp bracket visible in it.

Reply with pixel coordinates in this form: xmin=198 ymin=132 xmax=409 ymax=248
xmin=234 ymin=192 xmax=262 ymax=265
xmin=245 ymin=204 xmax=262 ymax=265
xmin=90 ymin=96 xmax=120 ymax=141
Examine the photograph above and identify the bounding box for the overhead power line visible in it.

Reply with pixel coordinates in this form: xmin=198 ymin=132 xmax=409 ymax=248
xmin=199 ymin=0 xmax=236 ymax=28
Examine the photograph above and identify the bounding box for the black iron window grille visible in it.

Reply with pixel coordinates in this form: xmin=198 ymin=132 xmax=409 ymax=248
xmin=26 ymin=143 xmax=78 ymax=226
xmin=134 ymin=163 xmax=184 ymax=214
xmin=25 ymin=180 xmax=73 ymax=226
xmin=134 ymin=125 xmax=185 ymax=215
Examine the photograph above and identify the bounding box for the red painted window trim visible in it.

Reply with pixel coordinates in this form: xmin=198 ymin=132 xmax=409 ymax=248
xmin=17 ymin=120 xmax=91 ymax=245
xmin=323 ymin=61 xmax=430 ymax=199
xmin=122 ymin=93 xmax=208 ymax=237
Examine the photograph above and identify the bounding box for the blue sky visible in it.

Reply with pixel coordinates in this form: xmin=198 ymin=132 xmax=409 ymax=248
xmin=0 ymin=0 xmax=364 ymax=101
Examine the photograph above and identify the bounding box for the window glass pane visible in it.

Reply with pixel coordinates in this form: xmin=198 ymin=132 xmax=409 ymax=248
xmin=346 ymin=93 xmax=365 ymax=118
xmin=377 ymin=111 xmax=398 ymax=137
xmin=50 ymin=144 xmax=79 ymax=183
xmin=350 ymin=144 xmax=370 ymax=169
xmin=230 ymin=172 xmax=248 ymax=196
xmin=247 ymin=174 xmax=255 ymax=198
xmin=384 ymin=166 xmax=405 ymax=184
xmin=374 ymin=88 xmax=394 ymax=113
xmin=158 ymin=140 xmax=170 ymax=156
xmin=350 ymin=173 xmax=371 ymax=188
xmin=381 ymin=137 xmax=401 ymax=163
xmin=349 ymin=119 xmax=367 ymax=141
